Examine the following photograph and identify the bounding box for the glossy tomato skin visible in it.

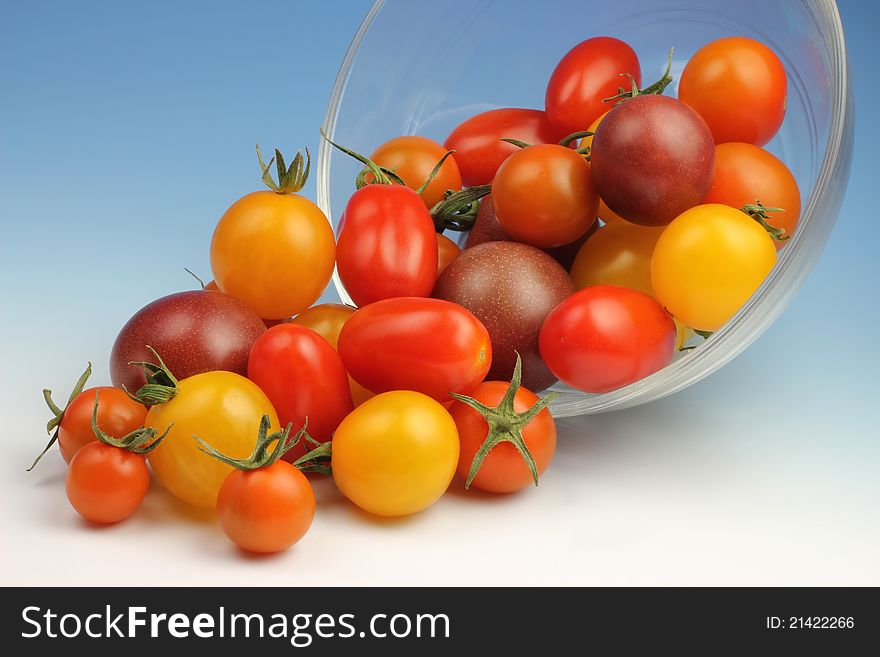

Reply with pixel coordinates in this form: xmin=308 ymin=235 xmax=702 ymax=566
xmin=331 ymin=391 xmax=459 ymax=517
xmin=545 ymin=37 xmax=642 ymax=136
xmin=705 ymin=142 xmax=801 ymax=247
xmin=370 ymin=136 xmax=462 ymax=209
xmin=465 ymin=195 xmax=598 ymax=270
xmin=336 ymin=184 xmax=438 ymax=307
xmin=247 ymin=324 xmax=353 ymax=457
xmin=211 ymin=191 xmax=335 ymax=319
xmin=110 ymin=290 xmax=266 ymax=392
xmin=539 ymin=286 xmax=676 ymax=393
xmin=66 ymin=442 xmax=150 ymax=523
xmin=570 ymin=223 xmax=666 ymax=297
xmin=58 ymin=387 xmax=147 ymax=464
xmin=449 ymin=381 xmax=555 ymax=494
xmin=146 ymin=372 xmax=279 ymax=509
xmin=492 ymin=144 xmax=598 ymax=248
xmin=216 ymin=462 xmax=315 ymax=553
xmin=591 ymin=95 xmax=715 ymax=226
xmin=338 ymin=297 xmax=491 ymax=402
xmin=679 ymin=37 xmax=787 ymax=146
xmin=436 ymin=233 xmax=461 ymax=277
xmin=434 ymin=242 xmax=574 ymax=392
xmin=291 ymin=303 xmax=355 ymax=349
xmin=444 ymin=108 xmax=571 ymax=186
xmin=290 ymin=303 xmax=375 ymax=407
xmin=651 ymin=204 xmax=777 ymax=331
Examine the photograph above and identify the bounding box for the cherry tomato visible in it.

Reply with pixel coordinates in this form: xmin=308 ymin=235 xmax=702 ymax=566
xmin=492 ymin=144 xmax=598 ymax=248
xmin=591 ymin=95 xmax=715 ymax=226
xmin=292 ymin=303 xmax=355 ymax=349
xmin=570 ymin=223 xmax=665 ymax=297
xmin=66 ymin=442 xmax=150 ymax=524
xmin=448 ymin=381 xmax=555 ymax=494
xmin=651 ymin=204 xmax=777 ymax=331
xmin=338 ymin=297 xmax=492 ymax=402
xmin=545 ymin=36 xmax=642 ymax=135
xmin=336 ymin=184 xmax=438 ymax=306
xmin=146 ymin=371 xmax=279 ymax=509
xmin=370 ymin=136 xmax=462 ymax=209
xmin=679 ymin=37 xmax=787 ymax=146
xmin=444 ymin=108 xmax=571 ymax=186
xmin=210 ymin=149 xmax=335 ymax=319
xmin=216 ymin=461 xmax=315 ymax=553
xmin=331 ymin=391 xmax=459 ymax=517
xmin=248 ymin=324 xmax=353 ymax=457
xmin=291 ymin=303 xmax=375 ymax=407
xmin=705 ymin=142 xmax=801 ymax=247
xmin=54 ymin=387 xmax=147 ymax=464
xmin=436 ymin=233 xmax=461 ymax=277
xmin=110 ymin=290 xmax=266 ymax=392
xmin=539 ymin=285 xmax=676 ymax=393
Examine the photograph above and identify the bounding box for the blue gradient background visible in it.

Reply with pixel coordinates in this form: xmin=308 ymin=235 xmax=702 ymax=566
xmin=1 ymin=1 xmax=877 ymax=585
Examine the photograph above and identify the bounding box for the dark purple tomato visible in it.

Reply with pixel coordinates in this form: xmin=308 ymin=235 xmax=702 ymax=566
xmin=590 ymin=95 xmax=715 ymax=226
xmin=433 ymin=241 xmax=575 ymax=392
xmin=110 ymin=290 xmax=266 ymax=391
xmin=465 ymin=195 xmax=598 ymax=271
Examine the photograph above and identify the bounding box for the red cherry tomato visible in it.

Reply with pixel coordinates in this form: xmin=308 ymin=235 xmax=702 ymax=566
xmin=336 ymin=184 xmax=438 ymax=307
xmin=66 ymin=442 xmax=151 ymax=524
xmin=216 ymin=461 xmax=315 ymax=553
xmin=545 ymin=36 xmax=642 ymax=136
xmin=679 ymin=36 xmax=787 ymax=146
xmin=539 ymin=286 xmax=675 ymax=393
xmin=492 ymin=144 xmax=598 ymax=248
xmin=58 ymin=387 xmax=147 ymax=464
xmin=338 ymin=297 xmax=492 ymax=402
xmin=444 ymin=108 xmax=571 ymax=186
xmin=704 ymin=142 xmax=801 ymax=247
xmin=448 ymin=381 xmax=556 ymax=494
xmin=248 ymin=324 xmax=353 ymax=459
xmin=370 ymin=136 xmax=462 ymax=209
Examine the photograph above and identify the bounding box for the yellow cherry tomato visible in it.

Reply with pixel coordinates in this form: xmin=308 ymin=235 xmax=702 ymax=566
xmin=211 ymin=189 xmax=335 ymax=320
xmin=146 ymin=371 xmax=279 ymax=509
xmin=292 ymin=303 xmax=375 ymax=406
xmin=651 ymin=204 xmax=777 ymax=331
xmin=331 ymin=391 xmax=459 ymax=517
xmin=570 ymin=222 xmax=665 ymax=297
xmin=370 ymin=136 xmax=462 ymax=209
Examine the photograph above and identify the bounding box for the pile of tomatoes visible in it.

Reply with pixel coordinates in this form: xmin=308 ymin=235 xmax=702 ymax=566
xmin=32 ymin=34 xmax=798 ymax=555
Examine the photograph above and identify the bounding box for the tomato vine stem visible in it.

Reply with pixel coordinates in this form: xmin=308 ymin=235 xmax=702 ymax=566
xmin=449 ymin=353 xmax=558 ymax=488
xmin=28 ymin=362 xmax=93 ymax=471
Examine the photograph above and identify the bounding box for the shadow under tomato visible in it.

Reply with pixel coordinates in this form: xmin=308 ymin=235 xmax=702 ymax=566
xmin=442 ymin=476 xmax=535 ymax=504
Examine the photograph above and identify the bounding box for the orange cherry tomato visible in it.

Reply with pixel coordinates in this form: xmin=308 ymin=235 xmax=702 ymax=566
xmin=370 ymin=136 xmax=462 ymax=209
xmin=436 ymin=233 xmax=462 ymax=277
xmin=211 ymin=152 xmax=336 ymax=320
xmin=66 ymin=442 xmax=150 ymax=523
xmin=492 ymin=144 xmax=598 ymax=248
xmin=570 ymin=223 xmax=665 ymax=297
xmin=58 ymin=387 xmax=147 ymax=464
xmin=292 ymin=303 xmax=356 ymax=349
xmin=448 ymin=381 xmax=556 ymax=494
xmin=216 ymin=461 xmax=315 ymax=553
xmin=679 ymin=37 xmax=787 ymax=146
xmin=704 ymin=142 xmax=801 ymax=247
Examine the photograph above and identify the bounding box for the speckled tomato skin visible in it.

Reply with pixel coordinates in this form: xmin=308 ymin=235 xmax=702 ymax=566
xmin=110 ymin=290 xmax=266 ymax=391
xmin=433 ymin=241 xmax=575 ymax=392
xmin=590 ymin=95 xmax=715 ymax=226
xmin=465 ymin=195 xmax=598 ymax=270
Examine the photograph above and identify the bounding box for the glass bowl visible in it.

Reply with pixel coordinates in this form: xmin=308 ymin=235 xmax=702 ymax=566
xmin=317 ymin=0 xmax=853 ymax=417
